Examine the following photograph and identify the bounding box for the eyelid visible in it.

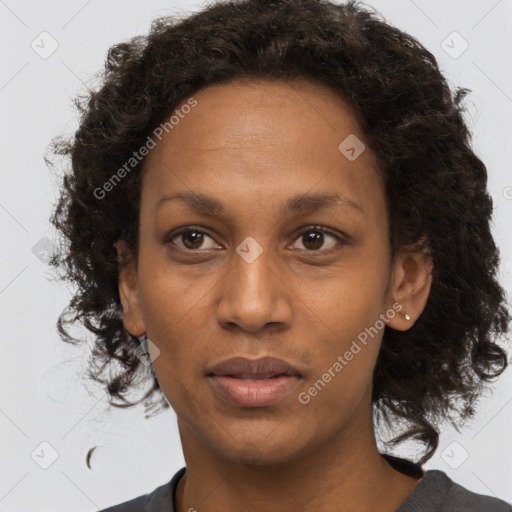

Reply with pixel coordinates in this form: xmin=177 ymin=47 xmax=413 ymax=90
xmin=164 ymin=224 xmax=348 ymax=252
xmin=291 ymin=224 xmax=346 ymax=242
xmin=290 ymin=224 xmax=347 ymax=252
xmin=164 ymin=225 xmax=219 ymax=248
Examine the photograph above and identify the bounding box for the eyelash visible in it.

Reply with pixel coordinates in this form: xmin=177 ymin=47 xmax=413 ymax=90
xmin=165 ymin=224 xmax=347 ymax=254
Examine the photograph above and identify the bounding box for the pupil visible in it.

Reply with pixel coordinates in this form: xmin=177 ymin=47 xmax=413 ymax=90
xmin=304 ymin=232 xmax=323 ymax=250
xmin=181 ymin=231 xmax=324 ymax=250
xmin=183 ymin=231 xmax=203 ymax=249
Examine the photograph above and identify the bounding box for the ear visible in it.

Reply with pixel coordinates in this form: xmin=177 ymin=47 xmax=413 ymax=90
xmin=115 ymin=240 xmax=146 ymax=337
xmin=386 ymin=242 xmax=433 ymax=331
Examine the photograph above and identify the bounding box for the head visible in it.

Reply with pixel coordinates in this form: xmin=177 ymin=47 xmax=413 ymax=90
xmin=116 ymin=75 xmax=434 ymax=465
xmin=48 ymin=0 xmax=510 ymax=466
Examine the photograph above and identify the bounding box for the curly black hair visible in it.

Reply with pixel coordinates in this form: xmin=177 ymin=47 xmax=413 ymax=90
xmin=46 ymin=0 xmax=511 ymax=466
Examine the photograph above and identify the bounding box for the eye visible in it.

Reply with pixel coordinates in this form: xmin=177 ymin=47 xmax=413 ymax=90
xmin=165 ymin=224 xmax=346 ymax=253
xmin=289 ymin=225 xmax=345 ymax=253
xmin=166 ymin=226 xmax=219 ymax=251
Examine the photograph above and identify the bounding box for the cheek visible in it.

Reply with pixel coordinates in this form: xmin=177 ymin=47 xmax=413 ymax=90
xmin=294 ymin=254 xmax=389 ymax=406
xmin=138 ymin=246 xmax=218 ymax=338
xmin=298 ymin=249 xmax=389 ymax=338
xmin=296 ymin=309 xmax=384 ymax=434
xmin=135 ymin=262 xmax=212 ymax=398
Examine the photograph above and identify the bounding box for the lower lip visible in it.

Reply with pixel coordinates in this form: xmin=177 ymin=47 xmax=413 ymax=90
xmin=207 ymin=375 xmax=302 ymax=407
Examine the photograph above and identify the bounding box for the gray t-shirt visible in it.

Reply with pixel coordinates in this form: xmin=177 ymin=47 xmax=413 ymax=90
xmin=98 ymin=454 xmax=512 ymax=511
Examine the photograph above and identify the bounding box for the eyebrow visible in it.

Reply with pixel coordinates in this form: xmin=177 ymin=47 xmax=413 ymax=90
xmin=155 ymin=191 xmax=365 ymax=218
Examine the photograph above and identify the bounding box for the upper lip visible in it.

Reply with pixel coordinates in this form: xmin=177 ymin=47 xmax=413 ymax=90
xmin=206 ymin=356 xmax=303 ymax=378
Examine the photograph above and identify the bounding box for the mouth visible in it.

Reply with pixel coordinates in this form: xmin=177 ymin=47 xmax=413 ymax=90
xmin=223 ymin=374 xmax=290 ymax=381
xmin=206 ymin=355 xmax=303 ymax=379
xmin=206 ymin=374 xmax=302 ymax=407
xmin=206 ymin=371 xmax=300 ymax=379
xmin=205 ymin=356 xmax=304 ymax=408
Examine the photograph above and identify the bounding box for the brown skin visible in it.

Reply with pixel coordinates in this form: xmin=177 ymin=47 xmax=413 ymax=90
xmin=117 ymin=78 xmax=432 ymax=512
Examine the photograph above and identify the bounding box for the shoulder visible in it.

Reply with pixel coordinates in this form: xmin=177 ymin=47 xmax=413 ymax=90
xmin=97 ymin=467 xmax=186 ymax=512
xmin=99 ymin=492 xmax=147 ymax=512
xmin=442 ymin=472 xmax=512 ymax=512
xmin=399 ymin=469 xmax=512 ymax=512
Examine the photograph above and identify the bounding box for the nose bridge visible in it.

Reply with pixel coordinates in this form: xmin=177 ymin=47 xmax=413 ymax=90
xmin=216 ymin=234 xmax=290 ymax=331
xmin=232 ymin=234 xmax=276 ymax=303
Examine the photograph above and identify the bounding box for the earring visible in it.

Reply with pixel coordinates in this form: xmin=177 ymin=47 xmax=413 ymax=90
xmin=397 ymin=301 xmax=411 ymax=321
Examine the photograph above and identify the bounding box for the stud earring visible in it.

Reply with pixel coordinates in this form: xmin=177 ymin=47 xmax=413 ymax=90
xmin=396 ymin=300 xmax=411 ymax=321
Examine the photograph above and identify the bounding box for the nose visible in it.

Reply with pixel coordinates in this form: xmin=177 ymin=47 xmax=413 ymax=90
xmin=215 ymin=241 xmax=293 ymax=333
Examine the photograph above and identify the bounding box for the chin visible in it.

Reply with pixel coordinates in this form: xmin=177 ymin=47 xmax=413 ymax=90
xmin=215 ymin=435 xmax=308 ymax=466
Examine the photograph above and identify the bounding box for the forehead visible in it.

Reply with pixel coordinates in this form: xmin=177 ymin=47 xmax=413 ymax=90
xmin=141 ymin=77 xmax=384 ymax=220
xmin=146 ymin=77 xmax=365 ymax=160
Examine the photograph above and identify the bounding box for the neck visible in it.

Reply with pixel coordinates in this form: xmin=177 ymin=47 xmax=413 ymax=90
xmin=174 ymin=387 xmax=422 ymax=512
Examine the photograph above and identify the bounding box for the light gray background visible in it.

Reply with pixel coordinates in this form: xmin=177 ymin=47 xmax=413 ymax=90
xmin=1 ymin=0 xmax=511 ymax=510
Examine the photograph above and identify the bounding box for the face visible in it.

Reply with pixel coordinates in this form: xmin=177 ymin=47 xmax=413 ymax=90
xmin=117 ymin=78 xmax=432 ymax=465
